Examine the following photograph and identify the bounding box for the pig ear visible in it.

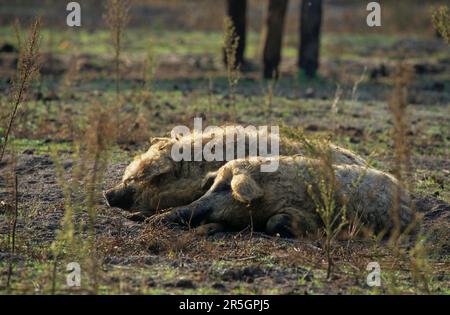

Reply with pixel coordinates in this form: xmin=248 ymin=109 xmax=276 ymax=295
xmin=150 ymin=137 xmax=171 ymax=145
xmin=149 ymin=137 xmax=174 ymax=151
xmin=201 ymin=171 xmax=218 ymax=191
xmin=231 ymin=173 xmax=263 ymax=204
xmin=141 ymin=160 xmax=173 ymax=180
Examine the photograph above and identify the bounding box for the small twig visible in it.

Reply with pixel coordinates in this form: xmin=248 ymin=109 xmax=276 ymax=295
xmin=224 ymin=255 xmax=258 ymax=262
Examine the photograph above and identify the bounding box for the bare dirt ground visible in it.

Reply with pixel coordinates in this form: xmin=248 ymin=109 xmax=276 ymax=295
xmin=0 ymin=148 xmax=448 ymax=294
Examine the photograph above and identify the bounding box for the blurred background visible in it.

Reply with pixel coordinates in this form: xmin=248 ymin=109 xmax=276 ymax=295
xmin=0 ymin=0 xmax=446 ymax=33
xmin=0 ymin=0 xmax=448 ymax=96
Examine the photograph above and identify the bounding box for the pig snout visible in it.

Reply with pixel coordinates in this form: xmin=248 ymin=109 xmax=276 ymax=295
xmin=103 ymin=183 xmax=135 ymax=210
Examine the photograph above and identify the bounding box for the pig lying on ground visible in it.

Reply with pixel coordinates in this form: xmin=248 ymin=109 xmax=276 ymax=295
xmin=157 ymin=156 xmax=415 ymax=237
xmin=104 ymin=127 xmax=368 ymax=219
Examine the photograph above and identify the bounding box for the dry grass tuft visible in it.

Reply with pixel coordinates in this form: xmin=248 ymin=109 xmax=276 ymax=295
xmin=386 ymin=62 xmax=433 ymax=294
xmin=50 ymin=100 xmax=117 ymax=293
xmin=304 ymin=142 xmax=348 ymax=279
xmin=432 ymin=5 xmax=450 ymax=44
xmin=281 ymin=126 xmax=347 ymax=278
xmin=0 ymin=18 xmax=41 ymax=163
xmin=387 ymin=62 xmax=414 ymax=239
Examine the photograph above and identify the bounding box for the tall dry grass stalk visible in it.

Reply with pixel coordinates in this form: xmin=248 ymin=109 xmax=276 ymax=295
xmin=223 ymin=16 xmax=240 ymax=119
xmin=281 ymin=126 xmax=369 ymax=279
xmin=387 ymin=62 xmax=414 ymax=241
xmin=1 ymin=18 xmax=40 ymax=292
xmin=0 ymin=18 xmax=41 ymax=163
xmin=305 ymin=143 xmax=347 ymax=279
xmin=51 ymin=101 xmax=116 ymax=293
xmin=104 ymin=0 xmax=131 ymax=100
xmin=386 ymin=63 xmax=431 ymax=294
xmin=351 ymin=66 xmax=367 ymax=102
xmin=84 ymin=104 xmax=115 ymax=292
xmin=83 ymin=103 xmax=116 ymax=233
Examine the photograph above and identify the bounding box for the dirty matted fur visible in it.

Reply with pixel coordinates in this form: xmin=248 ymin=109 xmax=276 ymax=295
xmin=159 ymin=156 xmax=415 ymax=237
xmin=105 ymin=126 xmax=368 ymax=217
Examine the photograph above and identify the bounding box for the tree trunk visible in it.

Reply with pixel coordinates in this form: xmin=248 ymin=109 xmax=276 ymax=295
xmin=223 ymin=0 xmax=247 ymax=68
xmin=261 ymin=0 xmax=288 ymax=79
xmin=299 ymin=0 xmax=322 ymax=78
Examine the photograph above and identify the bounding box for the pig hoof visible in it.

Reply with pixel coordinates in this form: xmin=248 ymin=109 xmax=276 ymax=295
xmin=156 ymin=207 xmax=195 ymax=227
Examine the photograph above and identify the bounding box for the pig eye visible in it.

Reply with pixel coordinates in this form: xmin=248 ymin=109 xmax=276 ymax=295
xmin=123 ymin=177 xmax=136 ymax=186
xmin=125 ymin=174 xmax=147 ymax=185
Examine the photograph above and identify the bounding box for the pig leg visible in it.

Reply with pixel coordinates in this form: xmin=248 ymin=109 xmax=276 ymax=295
xmin=266 ymin=208 xmax=320 ymax=238
xmin=158 ymin=191 xmax=234 ymax=229
xmin=157 ymin=206 xmax=197 ymax=227
xmin=157 ymin=202 xmax=212 ymax=228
